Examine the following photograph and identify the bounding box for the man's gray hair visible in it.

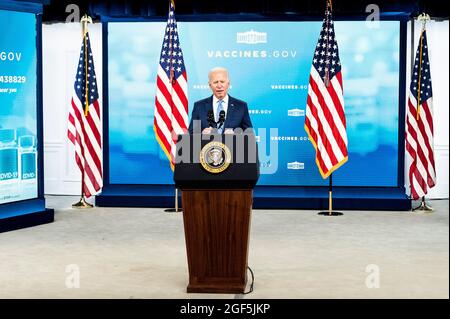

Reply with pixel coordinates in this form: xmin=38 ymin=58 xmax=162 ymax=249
xmin=208 ymin=67 xmax=229 ymax=81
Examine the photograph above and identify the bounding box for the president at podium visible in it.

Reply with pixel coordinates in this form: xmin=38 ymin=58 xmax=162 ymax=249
xmin=188 ymin=67 xmax=253 ymax=134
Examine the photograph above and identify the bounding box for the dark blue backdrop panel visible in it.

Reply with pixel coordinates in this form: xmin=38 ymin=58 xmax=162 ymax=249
xmin=96 ymin=185 xmax=410 ymax=211
xmin=0 ymin=2 xmax=54 ymax=232
xmin=0 ymin=0 xmax=43 ymax=13
xmin=0 ymin=198 xmax=53 ymax=233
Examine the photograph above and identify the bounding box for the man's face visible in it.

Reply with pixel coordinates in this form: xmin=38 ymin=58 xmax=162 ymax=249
xmin=209 ymin=71 xmax=230 ymax=99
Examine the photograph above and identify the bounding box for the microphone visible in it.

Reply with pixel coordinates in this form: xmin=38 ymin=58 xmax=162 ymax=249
xmin=217 ymin=110 xmax=226 ymax=129
xmin=207 ymin=110 xmax=216 ymax=128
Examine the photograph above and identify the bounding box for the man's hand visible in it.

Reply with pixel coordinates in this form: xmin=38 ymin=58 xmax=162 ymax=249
xmin=202 ymin=127 xmax=213 ymax=134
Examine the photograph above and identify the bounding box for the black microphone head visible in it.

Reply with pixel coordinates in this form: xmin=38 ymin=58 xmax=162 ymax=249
xmin=207 ymin=110 xmax=216 ymax=127
xmin=219 ymin=110 xmax=226 ymax=121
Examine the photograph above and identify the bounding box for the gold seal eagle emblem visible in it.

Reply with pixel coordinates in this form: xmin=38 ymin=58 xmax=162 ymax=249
xmin=199 ymin=141 xmax=231 ymax=173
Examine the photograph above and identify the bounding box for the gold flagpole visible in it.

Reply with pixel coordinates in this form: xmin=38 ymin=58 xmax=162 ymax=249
xmin=317 ymin=0 xmax=342 ymax=217
xmin=329 ymin=187 xmax=332 ymax=215
xmin=411 ymin=13 xmax=433 ymax=213
xmin=415 ymin=15 xmax=426 ymax=120
xmin=165 ymin=188 xmax=182 ymax=213
xmin=72 ymin=14 xmax=94 ymax=209
xmin=164 ymin=0 xmax=182 ymax=214
xmin=318 ymin=173 xmax=343 ymax=216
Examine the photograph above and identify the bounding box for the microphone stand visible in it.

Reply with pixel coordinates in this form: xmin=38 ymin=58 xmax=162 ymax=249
xmin=207 ymin=110 xmax=225 ymax=133
xmin=217 ymin=111 xmax=226 ymax=133
xmin=207 ymin=110 xmax=216 ymax=130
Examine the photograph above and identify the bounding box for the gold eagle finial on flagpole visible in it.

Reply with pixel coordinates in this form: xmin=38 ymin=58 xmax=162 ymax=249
xmin=80 ymin=14 xmax=93 ymax=35
xmin=417 ymin=12 xmax=430 ymax=32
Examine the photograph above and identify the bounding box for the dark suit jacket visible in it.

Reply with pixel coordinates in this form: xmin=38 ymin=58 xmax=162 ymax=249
xmin=188 ymin=95 xmax=253 ymax=133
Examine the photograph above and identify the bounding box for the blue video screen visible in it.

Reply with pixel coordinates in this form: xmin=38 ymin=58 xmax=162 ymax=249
xmin=0 ymin=10 xmax=38 ymax=204
xmin=108 ymin=21 xmax=400 ymax=187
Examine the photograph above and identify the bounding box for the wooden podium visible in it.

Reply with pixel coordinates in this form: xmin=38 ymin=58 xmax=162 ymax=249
xmin=174 ymin=133 xmax=259 ymax=293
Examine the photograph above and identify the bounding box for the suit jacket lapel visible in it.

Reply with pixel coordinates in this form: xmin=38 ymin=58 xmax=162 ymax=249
xmin=224 ymin=96 xmax=235 ymax=129
xmin=205 ymin=95 xmax=214 ymax=112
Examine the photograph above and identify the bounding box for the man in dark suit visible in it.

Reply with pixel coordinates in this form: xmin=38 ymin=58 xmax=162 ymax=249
xmin=188 ymin=67 xmax=253 ymax=134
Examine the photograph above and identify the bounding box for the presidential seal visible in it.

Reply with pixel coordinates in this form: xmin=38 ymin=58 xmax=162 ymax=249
xmin=199 ymin=141 xmax=232 ymax=173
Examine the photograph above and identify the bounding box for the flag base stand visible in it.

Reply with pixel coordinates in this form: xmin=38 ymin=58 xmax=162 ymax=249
xmin=165 ymin=189 xmax=181 ymax=213
xmin=412 ymin=197 xmax=433 ymax=213
xmin=318 ymin=211 xmax=343 ymax=216
xmin=164 ymin=208 xmax=182 ymax=213
xmin=72 ymin=197 xmax=93 ymax=209
xmin=318 ymin=177 xmax=343 ymax=216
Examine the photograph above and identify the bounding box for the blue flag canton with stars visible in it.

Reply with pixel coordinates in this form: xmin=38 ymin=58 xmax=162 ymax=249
xmin=74 ymin=32 xmax=99 ymax=107
xmin=159 ymin=2 xmax=186 ymax=80
xmin=312 ymin=8 xmax=341 ymax=81
xmin=410 ymin=31 xmax=433 ymax=102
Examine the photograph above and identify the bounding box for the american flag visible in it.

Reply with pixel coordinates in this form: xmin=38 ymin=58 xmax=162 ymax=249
xmin=405 ymin=30 xmax=435 ymax=200
xmin=67 ymin=31 xmax=102 ymax=198
xmin=304 ymin=2 xmax=348 ymax=179
xmin=154 ymin=0 xmax=188 ymax=170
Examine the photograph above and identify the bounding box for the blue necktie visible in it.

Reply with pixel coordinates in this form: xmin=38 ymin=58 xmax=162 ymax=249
xmin=216 ymin=100 xmax=224 ymax=133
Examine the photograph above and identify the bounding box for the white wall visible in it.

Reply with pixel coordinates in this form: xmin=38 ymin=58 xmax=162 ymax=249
xmin=406 ymin=20 xmax=449 ymax=199
xmin=42 ymin=21 xmax=448 ymax=198
xmin=43 ymin=23 xmax=102 ymax=195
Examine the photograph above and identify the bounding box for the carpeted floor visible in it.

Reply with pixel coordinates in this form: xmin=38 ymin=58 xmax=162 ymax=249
xmin=0 ymin=196 xmax=448 ymax=299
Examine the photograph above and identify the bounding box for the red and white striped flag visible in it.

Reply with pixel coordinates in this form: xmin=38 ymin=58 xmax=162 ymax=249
xmin=304 ymin=1 xmax=348 ymax=178
xmin=67 ymin=30 xmax=102 ymax=198
xmin=405 ymin=29 xmax=435 ymax=200
xmin=154 ymin=0 xmax=188 ymax=170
